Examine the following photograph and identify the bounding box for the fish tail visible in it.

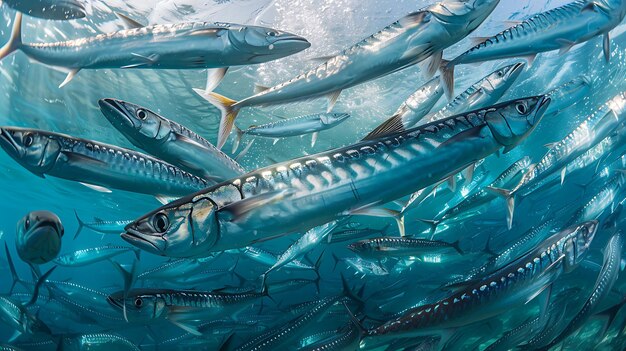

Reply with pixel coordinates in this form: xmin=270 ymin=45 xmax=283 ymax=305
xmin=418 ymin=219 xmax=440 ymax=238
xmin=487 ymin=186 xmax=515 ymax=230
xmin=232 ymin=125 xmax=244 ymax=154
xmin=73 ymin=210 xmax=85 ymax=240
xmin=331 ymin=252 xmax=341 ymax=271
xmin=4 ymin=242 xmax=22 ymax=294
xmin=0 ymin=12 xmax=22 ymax=61
xmin=25 ymin=265 xmax=57 ymax=307
xmin=132 ymin=248 xmax=141 ymax=261
xmin=451 ymin=240 xmax=465 ymax=255
xmin=439 ymin=59 xmax=455 ymax=100
xmin=312 ymin=250 xmax=325 ymax=294
xmin=340 ymin=273 xmax=364 ymax=305
xmin=342 ymin=301 xmax=367 ymax=337
xmin=193 ymin=89 xmax=240 ymax=149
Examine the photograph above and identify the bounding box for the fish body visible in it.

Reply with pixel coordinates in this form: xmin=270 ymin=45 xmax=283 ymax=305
xmin=565 ymin=172 xmax=626 ymax=226
xmin=15 ymin=210 xmax=64 ymax=264
xmin=198 ymin=0 xmax=502 ymax=148
xmin=365 ymin=76 xmax=444 ymax=138
xmin=240 ymin=246 xmax=313 ymax=270
xmin=543 ymin=75 xmax=592 ymax=117
xmin=59 ymin=333 xmax=141 ymax=351
xmin=362 ymin=221 xmax=597 ymax=345
xmin=427 ymin=62 xmax=525 ymax=123
xmin=348 ymin=236 xmax=462 ymax=258
xmin=300 ymin=322 xmax=360 ymax=351
xmin=329 ymin=225 xmax=389 ymax=243
xmin=53 ymin=246 xmax=138 ymax=267
xmin=0 ymin=296 xmax=50 ymax=336
xmin=3 ymin=0 xmax=86 ymax=20
xmin=0 ymin=12 xmax=310 ymax=86
xmin=73 ymin=212 xmax=131 ymax=239
xmin=98 ymin=99 xmax=245 ymax=183
xmin=442 ymin=0 xmax=626 ymax=94
xmin=122 ymin=96 xmax=550 ymax=257
xmin=0 ymin=127 xmax=208 ymax=197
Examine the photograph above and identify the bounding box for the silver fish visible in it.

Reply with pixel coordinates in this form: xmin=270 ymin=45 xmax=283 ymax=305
xmin=300 ymin=320 xmax=361 ymax=351
xmin=539 ymin=232 xmax=623 ymax=350
xmin=490 ymin=92 xmax=626 ymax=228
xmin=98 ymin=99 xmax=245 ymax=183
xmin=15 ymin=210 xmax=63 ymax=264
xmin=364 ymin=76 xmax=444 ymax=139
xmin=360 ymin=221 xmax=597 ymax=347
xmin=427 ymin=62 xmax=525 ymax=123
xmin=234 ymin=112 xmax=351 ymax=151
xmin=59 ymin=333 xmax=141 ymax=351
xmin=0 ymin=127 xmax=208 ymax=197
xmin=53 ymin=246 xmax=140 ymax=267
xmin=2 ymin=0 xmax=86 ymax=20
xmin=0 ymin=12 xmax=310 ymax=88
xmin=440 ymin=0 xmax=626 ymax=96
xmin=122 ymin=96 xmax=550 ymax=257
xmin=73 ymin=211 xmax=132 ymax=240
xmin=0 ymin=296 xmax=50 ymax=338
xmin=565 ymin=172 xmax=626 ymax=226
xmin=196 ymin=0 xmax=502 ymax=148
xmin=348 ymin=236 xmax=463 ymax=258
xmin=239 ymin=246 xmax=314 ymax=270
xmin=543 ymin=75 xmax=592 ymax=117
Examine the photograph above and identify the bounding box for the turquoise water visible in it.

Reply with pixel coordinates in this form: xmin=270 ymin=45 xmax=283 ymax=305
xmin=0 ymin=0 xmax=626 ymax=350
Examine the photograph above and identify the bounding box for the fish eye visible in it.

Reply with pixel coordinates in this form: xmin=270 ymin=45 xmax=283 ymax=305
xmin=152 ymin=213 xmax=169 ymax=233
xmin=23 ymin=133 xmax=34 ymax=147
xmin=136 ymin=109 xmax=148 ymax=120
xmin=515 ymin=102 xmax=528 ymax=115
xmin=24 ymin=218 xmax=30 ymax=230
xmin=267 ymin=31 xmax=277 ymax=37
xmin=134 ymin=297 xmax=143 ymax=308
xmin=497 ymin=72 xmax=503 ymax=77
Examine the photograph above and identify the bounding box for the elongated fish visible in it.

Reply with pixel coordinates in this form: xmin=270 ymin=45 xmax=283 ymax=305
xmin=121 ymin=96 xmax=550 ymax=257
xmin=59 ymin=333 xmax=140 ymax=351
xmin=53 ymin=246 xmax=140 ymax=267
xmin=196 ymin=0 xmax=501 ymax=148
xmin=364 ymin=76 xmax=444 ymax=139
xmin=543 ymin=75 xmax=592 ymax=117
xmin=3 ymin=0 xmax=86 ymax=20
xmin=234 ymin=112 xmax=351 ymax=151
xmin=425 ymin=156 xmax=531 ymax=232
xmin=0 ymin=12 xmax=309 ymax=88
xmin=73 ymin=211 xmax=132 ymax=239
xmin=239 ymin=246 xmax=314 ymax=270
xmin=490 ymin=92 xmax=626 ymax=228
xmin=539 ymin=232 xmax=623 ymax=350
xmin=440 ymin=0 xmax=626 ymax=96
xmin=565 ymin=172 xmax=626 ymax=226
xmin=0 ymin=127 xmax=208 ymax=197
xmin=348 ymin=236 xmax=463 ymax=258
xmin=360 ymin=221 xmax=597 ymax=347
xmin=98 ymin=99 xmax=245 ymax=183
xmin=426 ymin=62 xmax=524 ymax=123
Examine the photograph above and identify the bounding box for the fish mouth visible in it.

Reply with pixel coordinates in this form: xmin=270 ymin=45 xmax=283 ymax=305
xmin=121 ymin=227 xmax=164 ymax=254
xmin=106 ymin=295 xmax=123 ymax=310
xmin=509 ymin=62 xmax=525 ymax=76
xmin=0 ymin=128 xmax=20 ymax=157
xmin=98 ymin=99 xmax=137 ymax=129
xmin=271 ymin=36 xmax=311 ymax=53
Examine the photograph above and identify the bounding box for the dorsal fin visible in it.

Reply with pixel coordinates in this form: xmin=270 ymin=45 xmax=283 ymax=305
xmin=362 ymin=114 xmax=406 ymax=141
xmin=115 ymin=12 xmax=145 ymax=29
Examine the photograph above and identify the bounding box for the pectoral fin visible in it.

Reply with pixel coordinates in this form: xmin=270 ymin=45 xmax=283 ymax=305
xmin=604 ymin=33 xmax=611 ymax=62
xmin=327 ymin=90 xmax=342 ymax=112
xmin=220 ymin=189 xmax=294 ymax=220
xmin=362 ymin=113 xmax=406 ymax=141
xmin=419 ymin=50 xmax=442 ymax=79
xmin=61 ymin=151 xmax=107 ymax=167
xmin=311 ymin=132 xmax=319 ymax=147
xmin=59 ymin=69 xmax=80 ymax=88
xmin=79 ymin=182 xmax=112 ymax=193
xmin=205 ymin=67 xmax=228 ymax=93
xmin=115 ymin=12 xmax=145 ymax=29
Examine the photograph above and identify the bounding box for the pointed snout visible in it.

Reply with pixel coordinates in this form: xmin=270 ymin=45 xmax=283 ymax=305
xmin=98 ymin=98 xmax=137 ymax=129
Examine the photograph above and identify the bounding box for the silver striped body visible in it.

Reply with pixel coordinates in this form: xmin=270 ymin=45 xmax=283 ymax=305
xmin=363 ymin=221 xmax=596 ymax=343
xmin=543 ymin=75 xmax=592 ymax=117
xmin=565 ymin=173 xmax=625 ymax=226
xmin=348 ymin=236 xmax=460 ymax=258
xmin=0 ymin=128 xmax=208 ymax=197
xmin=122 ymin=97 xmax=550 ymax=257
xmin=3 ymin=0 xmax=86 ymax=20
xmin=427 ymin=62 xmax=524 ymax=123
xmin=515 ymin=92 xmax=626 ymax=196
xmin=233 ymin=0 xmax=500 ymax=109
xmin=449 ymin=0 xmax=626 ymax=66
xmin=242 ymin=113 xmax=350 ymax=138
xmin=53 ymin=246 xmax=135 ymax=267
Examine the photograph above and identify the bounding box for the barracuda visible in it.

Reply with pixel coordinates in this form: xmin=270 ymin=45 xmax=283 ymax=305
xmin=53 ymin=246 xmax=139 ymax=267
xmin=98 ymin=99 xmax=245 ymax=183
xmin=426 ymin=62 xmax=525 ymax=124
xmin=234 ymin=112 xmax=351 ymax=151
xmin=440 ymin=0 xmax=626 ymax=96
xmin=348 ymin=236 xmax=463 ymax=258
xmin=121 ymin=96 xmax=550 ymax=257
xmin=490 ymin=92 xmax=626 ymax=228
xmin=538 ymin=232 xmax=623 ymax=350
xmin=196 ymin=0 xmax=501 ymax=148
xmin=365 ymin=76 xmax=444 ymax=139
xmin=3 ymin=0 xmax=86 ymax=20
xmin=73 ymin=211 xmax=132 ymax=239
xmin=0 ymin=127 xmax=208 ymax=197
xmin=565 ymin=172 xmax=626 ymax=226
xmin=543 ymin=75 xmax=592 ymax=117
xmin=0 ymin=12 xmax=309 ymax=88
xmin=360 ymin=221 xmax=597 ymax=347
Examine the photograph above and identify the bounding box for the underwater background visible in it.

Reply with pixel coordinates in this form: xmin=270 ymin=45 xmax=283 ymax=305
xmin=1 ymin=0 xmax=626 ymax=350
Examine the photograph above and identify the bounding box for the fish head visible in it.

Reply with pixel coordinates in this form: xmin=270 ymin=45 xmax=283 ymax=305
xmin=484 ymin=95 xmax=551 ymax=152
xmin=16 ymin=211 xmax=64 ymax=264
xmin=122 ymin=195 xmax=219 ymax=257
xmin=98 ymin=99 xmax=171 ymax=146
xmin=320 ymin=112 xmax=351 ymax=125
xmin=563 ymin=220 xmax=598 ymax=272
xmin=107 ymin=289 xmax=167 ymax=322
xmin=430 ymin=0 xmax=500 ymax=29
xmin=0 ymin=127 xmax=62 ymax=177
xmin=483 ymin=62 xmax=525 ymax=94
xmin=228 ymin=26 xmax=310 ymax=62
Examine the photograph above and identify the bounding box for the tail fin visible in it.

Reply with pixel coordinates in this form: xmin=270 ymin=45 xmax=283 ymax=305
xmin=25 ymin=265 xmax=57 ymax=306
xmin=450 ymin=240 xmax=464 ymax=255
xmin=331 ymin=252 xmax=341 ymax=271
xmin=487 ymin=186 xmax=515 ymax=230
xmin=5 ymin=242 xmax=23 ymax=294
xmin=340 ymin=273 xmax=364 ymax=304
xmin=439 ymin=59 xmax=455 ymax=99
xmin=312 ymin=250 xmax=324 ymax=294
xmin=418 ymin=219 xmax=440 ymax=238
xmin=0 ymin=12 xmax=22 ymax=61
xmin=193 ymin=89 xmax=240 ymax=149
xmin=342 ymin=301 xmax=367 ymax=337
xmin=73 ymin=210 xmax=85 ymax=240
xmin=232 ymin=126 xmax=244 ymax=154
xmin=111 ymin=259 xmax=139 ymax=322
